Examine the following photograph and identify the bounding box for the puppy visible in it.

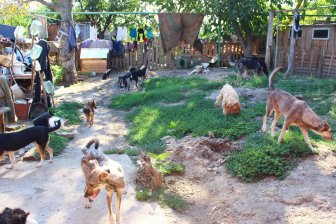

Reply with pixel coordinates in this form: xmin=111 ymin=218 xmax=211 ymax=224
xmin=117 ymin=72 xmax=131 ymax=91
xmin=102 ymin=69 xmax=113 ymax=80
xmin=0 ymin=207 xmax=38 ymax=224
xmin=262 ymin=67 xmax=332 ymax=151
xmin=214 ymin=84 xmax=241 ymax=115
xmin=81 ymin=139 xmax=125 ymax=224
xmin=129 ymin=65 xmax=148 ymax=89
xmin=0 ymin=118 xmax=61 ymax=169
xmin=83 ymin=100 xmax=97 ymax=127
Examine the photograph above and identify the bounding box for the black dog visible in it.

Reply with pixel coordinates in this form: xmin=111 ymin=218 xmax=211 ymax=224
xmin=102 ymin=69 xmax=113 ymax=80
xmin=236 ymin=57 xmax=268 ymax=77
xmin=0 ymin=119 xmax=61 ymax=169
xmin=0 ymin=207 xmax=30 ymax=224
xmin=129 ymin=65 xmax=147 ymax=89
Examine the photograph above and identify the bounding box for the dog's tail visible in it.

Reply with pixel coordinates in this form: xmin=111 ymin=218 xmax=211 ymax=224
xmin=82 ymin=138 xmax=99 ymax=155
xmin=269 ymin=67 xmax=284 ymax=91
xmin=47 ymin=117 xmax=62 ymax=132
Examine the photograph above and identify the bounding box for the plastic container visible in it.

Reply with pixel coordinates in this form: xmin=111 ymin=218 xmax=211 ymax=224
xmin=14 ymin=99 xmax=32 ymax=120
xmin=12 ymin=62 xmax=25 ymax=75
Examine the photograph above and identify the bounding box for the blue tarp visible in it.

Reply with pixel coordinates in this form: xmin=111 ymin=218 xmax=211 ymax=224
xmin=0 ymin=24 xmax=15 ymax=41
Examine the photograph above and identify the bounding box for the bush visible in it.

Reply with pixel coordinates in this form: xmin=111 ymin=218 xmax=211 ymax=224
xmin=51 ymin=65 xmax=65 ymax=85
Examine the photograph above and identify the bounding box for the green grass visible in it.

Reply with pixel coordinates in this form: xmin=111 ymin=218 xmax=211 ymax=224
xmin=50 ymin=102 xmax=82 ymax=125
xmin=35 ymin=133 xmax=69 ymax=158
xmin=104 ymin=148 xmax=141 ymax=156
xmin=110 ymin=74 xmax=336 ymax=181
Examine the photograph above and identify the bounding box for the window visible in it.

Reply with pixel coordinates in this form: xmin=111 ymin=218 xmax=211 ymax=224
xmin=312 ymin=28 xmax=329 ymax=40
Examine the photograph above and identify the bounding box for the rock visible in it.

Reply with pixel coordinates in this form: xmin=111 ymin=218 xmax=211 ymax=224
xmin=57 ymin=131 xmax=75 ymax=140
xmin=160 ymin=136 xmax=175 ymax=144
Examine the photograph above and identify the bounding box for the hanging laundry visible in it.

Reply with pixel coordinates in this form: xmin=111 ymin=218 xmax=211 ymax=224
xmin=116 ymin=26 xmax=127 ymax=41
xmin=67 ymin=21 xmax=77 ymax=52
xmin=104 ymin=28 xmax=112 ymax=40
xmin=133 ymin=40 xmax=138 ymax=50
xmin=130 ymin=28 xmax=137 ymax=40
xmin=89 ymin=25 xmax=98 ymax=39
xmin=137 ymin=28 xmax=145 ymax=41
xmin=75 ymin=24 xmax=81 ymax=38
xmin=146 ymin=27 xmax=153 ymax=39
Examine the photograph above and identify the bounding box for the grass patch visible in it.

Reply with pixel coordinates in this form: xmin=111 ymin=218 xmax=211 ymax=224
xmin=135 ymin=186 xmax=187 ymax=212
xmin=35 ymin=133 xmax=69 ymax=158
xmin=104 ymin=148 xmax=141 ymax=156
xmin=50 ymin=101 xmax=82 ymax=125
xmin=226 ymin=131 xmax=312 ymax=182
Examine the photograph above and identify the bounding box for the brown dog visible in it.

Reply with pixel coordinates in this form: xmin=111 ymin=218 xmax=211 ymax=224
xmin=81 ymin=139 xmax=125 ymax=224
xmin=215 ymin=84 xmax=241 ymax=115
xmin=83 ymin=100 xmax=97 ymax=127
xmin=262 ymin=67 xmax=332 ymax=151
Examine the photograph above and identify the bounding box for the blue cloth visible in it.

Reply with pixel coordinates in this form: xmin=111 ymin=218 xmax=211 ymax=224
xmin=0 ymin=24 xmax=15 ymax=41
xmin=67 ymin=22 xmax=77 ymax=52
xmin=146 ymin=28 xmax=153 ymax=39
xmin=130 ymin=28 xmax=137 ymax=39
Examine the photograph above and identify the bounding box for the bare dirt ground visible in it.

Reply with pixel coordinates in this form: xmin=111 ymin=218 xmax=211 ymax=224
xmin=1 ymin=67 xmax=336 ymax=224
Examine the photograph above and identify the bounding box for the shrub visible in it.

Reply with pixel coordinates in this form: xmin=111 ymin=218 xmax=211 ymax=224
xmin=51 ymin=65 xmax=65 ymax=85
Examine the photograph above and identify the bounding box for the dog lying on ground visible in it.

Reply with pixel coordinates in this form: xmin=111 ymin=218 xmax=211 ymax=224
xmin=83 ymin=100 xmax=97 ymax=127
xmin=262 ymin=67 xmax=332 ymax=152
xmin=102 ymin=69 xmax=113 ymax=80
xmin=0 ymin=207 xmax=38 ymax=224
xmin=214 ymin=84 xmax=241 ymax=115
xmin=146 ymin=70 xmax=159 ymax=78
xmin=228 ymin=56 xmax=268 ymax=78
xmin=81 ymin=139 xmax=125 ymax=224
xmin=0 ymin=117 xmax=61 ymax=169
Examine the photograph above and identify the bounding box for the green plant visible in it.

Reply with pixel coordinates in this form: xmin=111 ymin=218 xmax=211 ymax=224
xmin=158 ymin=192 xmax=188 ymax=212
xmin=51 ymin=65 xmax=65 ymax=85
xmin=226 ymin=131 xmax=312 ymax=182
xmin=135 ymin=186 xmax=152 ymax=201
xmin=35 ymin=133 xmax=68 ymax=158
xmin=148 ymin=152 xmax=185 ymax=176
xmin=104 ymin=148 xmax=141 ymax=156
xmin=49 ymin=102 xmax=82 ymax=125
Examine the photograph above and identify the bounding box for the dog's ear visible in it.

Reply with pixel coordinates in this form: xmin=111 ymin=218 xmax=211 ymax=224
xmin=318 ymin=121 xmax=330 ymax=131
xmin=99 ymin=171 xmax=109 ymax=181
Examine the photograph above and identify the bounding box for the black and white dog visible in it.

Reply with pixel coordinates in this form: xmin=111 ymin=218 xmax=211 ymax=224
xmin=102 ymin=69 xmax=113 ymax=80
xmin=117 ymin=65 xmax=148 ymax=91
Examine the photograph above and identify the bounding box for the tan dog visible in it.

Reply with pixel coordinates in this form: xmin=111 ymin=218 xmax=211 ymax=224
xmin=215 ymin=84 xmax=241 ymax=115
xmin=81 ymin=139 xmax=125 ymax=224
xmin=83 ymin=100 xmax=97 ymax=127
xmin=262 ymin=67 xmax=332 ymax=151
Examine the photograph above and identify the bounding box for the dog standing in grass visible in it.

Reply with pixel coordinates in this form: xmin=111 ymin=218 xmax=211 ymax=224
xmin=83 ymin=100 xmax=97 ymax=127
xmin=215 ymin=84 xmax=241 ymax=115
xmin=262 ymin=67 xmax=332 ymax=151
xmin=81 ymin=139 xmax=125 ymax=224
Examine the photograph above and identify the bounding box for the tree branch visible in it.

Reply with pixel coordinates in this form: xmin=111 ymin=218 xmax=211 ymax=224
xmin=20 ymin=0 xmax=60 ymax=11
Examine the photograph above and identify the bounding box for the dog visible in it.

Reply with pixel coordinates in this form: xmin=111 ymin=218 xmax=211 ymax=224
xmin=102 ymin=69 xmax=113 ymax=80
xmin=0 ymin=118 xmax=61 ymax=169
xmin=81 ymin=139 xmax=125 ymax=224
xmin=262 ymin=67 xmax=332 ymax=151
xmin=214 ymin=84 xmax=241 ymax=115
xmin=146 ymin=70 xmax=159 ymax=78
xmin=129 ymin=65 xmax=147 ymax=89
xmin=228 ymin=56 xmax=268 ymax=78
xmin=117 ymin=72 xmax=132 ymax=91
xmin=83 ymin=100 xmax=97 ymax=127
xmin=0 ymin=207 xmax=38 ymax=224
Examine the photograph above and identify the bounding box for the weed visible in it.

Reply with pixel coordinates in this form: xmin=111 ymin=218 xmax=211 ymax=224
xmin=159 ymin=192 xmax=188 ymax=212
xmin=148 ymin=152 xmax=185 ymax=175
xmin=135 ymin=186 xmax=152 ymax=201
xmin=49 ymin=102 xmax=82 ymax=125
xmin=104 ymin=148 xmax=141 ymax=156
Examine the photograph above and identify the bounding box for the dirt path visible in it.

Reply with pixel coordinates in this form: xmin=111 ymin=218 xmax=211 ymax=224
xmin=1 ymin=68 xmax=336 ymax=224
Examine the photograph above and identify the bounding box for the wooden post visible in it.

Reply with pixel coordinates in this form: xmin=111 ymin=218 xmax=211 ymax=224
xmin=265 ymin=11 xmax=274 ymax=69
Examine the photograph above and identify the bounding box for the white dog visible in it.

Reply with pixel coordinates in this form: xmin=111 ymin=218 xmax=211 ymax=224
xmin=214 ymin=84 xmax=241 ymax=115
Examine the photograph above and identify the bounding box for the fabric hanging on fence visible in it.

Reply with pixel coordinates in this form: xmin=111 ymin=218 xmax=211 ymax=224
xmin=67 ymin=22 xmax=77 ymax=52
xmin=89 ymin=25 xmax=98 ymax=39
xmin=0 ymin=76 xmax=16 ymax=123
xmin=146 ymin=28 xmax=153 ymax=39
xmin=158 ymin=13 xmax=204 ymax=53
xmin=116 ymin=27 xmax=127 ymax=41
xmin=137 ymin=28 xmax=145 ymax=41
xmin=130 ymin=28 xmax=137 ymax=40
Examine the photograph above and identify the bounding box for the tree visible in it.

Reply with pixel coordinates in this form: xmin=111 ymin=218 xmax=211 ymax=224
xmin=20 ymin=0 xmax=77 ymax=85
xmin=0 ymin=1 xmax=31 ymax=28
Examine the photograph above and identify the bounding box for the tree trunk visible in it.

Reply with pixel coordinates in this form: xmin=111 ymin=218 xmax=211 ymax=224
xmin=59 ymin=0 xmax=77 ymax=86
xmin=285 ymin=27 xmax=295 ymax=76
xmin=232 ymin=21 xmax=252 ymax=56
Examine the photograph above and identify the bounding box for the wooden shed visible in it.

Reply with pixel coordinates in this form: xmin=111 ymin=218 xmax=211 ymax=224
xmin=275 ymin=23 xmax=336 ymax=77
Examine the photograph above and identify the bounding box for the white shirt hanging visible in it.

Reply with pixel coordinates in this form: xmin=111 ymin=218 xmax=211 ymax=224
xmin=89 ymin=25 xmax=98 ymax=40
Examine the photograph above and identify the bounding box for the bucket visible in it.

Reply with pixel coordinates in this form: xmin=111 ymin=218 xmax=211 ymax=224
xmin=14 ymin=99 xmax=32 ymax=120
xmin=12 ymin=62 xmax=26 ymax=75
